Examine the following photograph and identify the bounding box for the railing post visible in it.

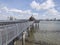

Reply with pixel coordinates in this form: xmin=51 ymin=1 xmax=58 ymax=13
xmin=28 ymin=26 xmax=30 ymax=31
xmin=27 ymin=27 xmax=31 ymax=37
xmin=22 ymin=31 xmax=26 ymax=45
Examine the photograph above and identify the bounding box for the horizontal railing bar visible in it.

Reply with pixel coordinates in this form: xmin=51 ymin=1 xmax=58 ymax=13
xmin=0 ymin=20 xmax=30 ymax=25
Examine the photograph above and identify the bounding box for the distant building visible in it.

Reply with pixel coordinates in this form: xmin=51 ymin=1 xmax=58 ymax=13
xmin=8 ymin=16 xmax=16 ymax=20
xmin=29 ymin=15 xmax=36 ymax=21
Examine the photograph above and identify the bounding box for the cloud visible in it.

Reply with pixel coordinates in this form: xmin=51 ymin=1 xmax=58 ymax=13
xmin=0 ymin=14 xmax=8 ymax=20
xmin=1 ymin=6 xmax=32 ymax=15
xmin=0 ymin=0 xmax=60 ymax=20
xmin=47 ymin=8 xmax=59 ymax=15
xmin=30 ymin=0 xmax=55 ymax=10
xmin=0 ymin=11 xmax=1 ymax=13
xmin=32 ymin=13 xmax=39 ymax=19
xmin=30 ymin=0 xmax=60 ymax=19
xmin=41 ymin=0 xmax=55 ymax=9
xmin=30 ymin=1 xmax=40 ymax=10
xmin=0 ymin=5 xmax=39 ymax=20
xmin=9 ymin=9 xmax=32 ymax=15
xmin=1 ymin=6 xmax=9 ymax=12
xmin=1 ymin=6 xmax=39 ymax=16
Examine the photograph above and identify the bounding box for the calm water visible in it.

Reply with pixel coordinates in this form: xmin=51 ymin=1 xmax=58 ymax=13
xmin=15 ymin=21 xmax=60 ymax=45
xmin=34 ymin=21 xmax=60 ymax=45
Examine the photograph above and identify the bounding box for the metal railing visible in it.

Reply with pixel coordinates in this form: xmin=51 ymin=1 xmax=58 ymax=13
xmin=0 ymin=20 xmax=34 ymax=45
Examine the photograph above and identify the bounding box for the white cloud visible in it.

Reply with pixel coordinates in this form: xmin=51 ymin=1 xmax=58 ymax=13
xmin=47 ymin=8 xmax=59 ymax=15
xmin=1 ymin=6 xmax=9 ymax=12
xmin=0 ymin=0 xmax=60 ymax=20
xmin=0 ymin=14 xmax=8 ymax=20
xmin=2 ymin=7 xmax=32 ymax=15
xmin=41 ymin=0 xmax=55 ymax=9
xmin=0 ymin=11 xmax=1 ymax=13
xmin=7 ymin=7 xmax=39 ymax=16
xmin=9 ymin=9 xmax=22 ymax=13
xmin=0 ymin=6 xmax=32 ymax=15
xmin=30 ymin=0 xmax=55 ymax=10
xmin=0 ymin=6 xmax=39 ymax=20
xmin=32 ymin=13 xmax=39 ymax=19
xmin=30 ymin=0 xmax=60 ymax=19
xmin=30 ymin=1 xmax=40 ymax=10
xmin=33 ymin=13 xmax=38 ymax=15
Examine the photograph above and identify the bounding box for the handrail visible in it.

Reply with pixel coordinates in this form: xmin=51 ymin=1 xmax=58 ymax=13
xmin=0 ymin=21 xmax=34 ymax=45
xmin=0 ymin=20 xmax=29 ymax=25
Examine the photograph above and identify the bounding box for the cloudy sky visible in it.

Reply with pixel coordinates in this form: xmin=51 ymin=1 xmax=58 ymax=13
xmin=0 ymin=0 xmax=60 ymax=20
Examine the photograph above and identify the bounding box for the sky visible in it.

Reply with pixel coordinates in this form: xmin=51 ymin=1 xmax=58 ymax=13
xmin=0 ymin=0 xmax=60 ymax=20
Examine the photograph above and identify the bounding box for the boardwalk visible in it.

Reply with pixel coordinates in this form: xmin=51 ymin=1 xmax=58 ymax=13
xmin=0 ymin=20 xmax=34 ymax=45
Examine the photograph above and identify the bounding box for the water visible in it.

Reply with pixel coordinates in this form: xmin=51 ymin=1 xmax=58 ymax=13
xmin=34 ymin=21 xmax=60 ymax=45
xmin=15 ymin=21 xmax=60 ymax=45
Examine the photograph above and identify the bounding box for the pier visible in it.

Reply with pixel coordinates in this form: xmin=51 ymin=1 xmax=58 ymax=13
xmin=0 ymin=20 xmax=34 ymax=45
